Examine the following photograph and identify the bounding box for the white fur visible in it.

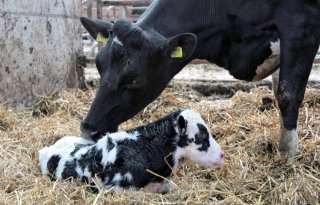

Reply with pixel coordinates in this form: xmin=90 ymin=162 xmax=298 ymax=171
xmin=270 ymin=39 xmax=280 ymax=55
xmin=38 ymin=136 xmax=95 ymax=177
xmin=101 ymin=146 xmax=118 ymax=168
xmin=279 ymin=129 xmax=298 ymax=155
xmin=83 ymin=167 xmax=92 ymax=179
xmin=96 ymin=131 xmax=138 ymax=150
xmin=110 ymin=131 xmax=139 ymax=142
xmin=113 ymin=37 xmax=123 ymax=46
xmin=96 ymin=131 xmax=138 ymax=168
xmin=112 ymin=173 xmax=122 ymax=184
xmin=253 ymin=39 xmax=280 ymax=81
xmin=123 ymin=172 xmax=133 ymax=182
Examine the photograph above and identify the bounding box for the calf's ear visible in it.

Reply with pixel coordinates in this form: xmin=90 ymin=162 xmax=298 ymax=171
xmin=165 ymin=33 xmax=197 ymax=61
xmin=177 ymin=115 xmax=187 ymax=134
xmin=80 ymin=16 xmax=113 ymax=42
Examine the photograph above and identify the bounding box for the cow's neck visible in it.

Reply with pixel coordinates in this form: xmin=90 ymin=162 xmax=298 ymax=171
xmin=138 ymin=0 xmax=231 ymax=68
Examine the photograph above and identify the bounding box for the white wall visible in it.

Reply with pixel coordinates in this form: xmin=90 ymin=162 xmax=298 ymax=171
xmin=0 ymin=0 xmax=82 ymax=107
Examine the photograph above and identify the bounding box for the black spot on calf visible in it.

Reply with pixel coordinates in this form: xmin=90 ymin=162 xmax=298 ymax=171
xmin=47 ymin=155 xmax=61 ymax=178
xmin=195 ymin=123 xmax=210 ymax=152
xmin=61 ymin=159 xmax=79 ymax=179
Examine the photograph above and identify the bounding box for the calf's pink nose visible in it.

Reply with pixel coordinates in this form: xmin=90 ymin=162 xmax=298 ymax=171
xmin=220 ymin=151 xmax=225 ymax=159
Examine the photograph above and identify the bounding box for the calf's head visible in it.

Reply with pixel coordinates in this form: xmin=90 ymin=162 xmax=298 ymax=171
xmin=174 ymin=110 xmax=225 ymax=167
xmin=80 ymin=17 xmax=197 ymax=140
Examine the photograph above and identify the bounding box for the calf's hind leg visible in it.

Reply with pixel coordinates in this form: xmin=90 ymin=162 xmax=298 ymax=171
xmin=272 ymin=37 xmax=319 ymax=156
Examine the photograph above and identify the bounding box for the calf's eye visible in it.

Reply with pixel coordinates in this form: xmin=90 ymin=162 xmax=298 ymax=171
xmin=195 ymin=133 xmax=208 ymax=142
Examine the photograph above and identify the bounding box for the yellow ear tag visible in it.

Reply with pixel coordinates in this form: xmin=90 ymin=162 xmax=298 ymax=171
xmin=171 ymin=46 xmax=183 ymax=58
xmin=96 ymin=33 xmax=108 ymax=43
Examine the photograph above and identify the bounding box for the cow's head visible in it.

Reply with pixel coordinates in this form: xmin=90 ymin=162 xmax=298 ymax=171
xmin=80 ymin=17 xmax=197 ymax=140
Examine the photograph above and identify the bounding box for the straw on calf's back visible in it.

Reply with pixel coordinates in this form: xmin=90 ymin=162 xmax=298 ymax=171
xmin=39 ymin=109 xmax=225 ymax=193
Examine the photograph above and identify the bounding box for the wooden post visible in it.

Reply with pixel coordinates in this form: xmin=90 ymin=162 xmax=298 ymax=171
xmin=87 ymin=0 xmax=93 ymax=18
xmin=97 ymin=0 xmax=103 ymax=51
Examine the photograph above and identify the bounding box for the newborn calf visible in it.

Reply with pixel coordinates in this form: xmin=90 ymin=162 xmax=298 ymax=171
xmin=39 ymin=109 xmax=225 ymax=193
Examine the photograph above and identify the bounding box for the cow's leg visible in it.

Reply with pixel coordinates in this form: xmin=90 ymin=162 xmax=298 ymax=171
xmin=273 ymin=37 xmax=319 ymax=156
xmin=272 ymin=69 xmax=299 ymax=154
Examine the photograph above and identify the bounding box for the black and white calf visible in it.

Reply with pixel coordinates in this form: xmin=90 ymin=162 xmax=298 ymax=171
xmin=39 ymin=109 xmax=225 ymax=193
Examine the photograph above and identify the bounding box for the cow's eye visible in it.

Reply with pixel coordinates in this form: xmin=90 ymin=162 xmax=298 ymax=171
xmin=125 ymin=79 xmax=141 ymax=89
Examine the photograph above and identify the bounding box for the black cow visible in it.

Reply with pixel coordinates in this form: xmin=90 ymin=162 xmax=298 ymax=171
xmin=80 ymin=0 xmax=320 ymax=155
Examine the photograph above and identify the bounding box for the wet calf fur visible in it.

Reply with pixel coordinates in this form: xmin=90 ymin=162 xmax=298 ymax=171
xmin=39 ymin=109 xmax=225 ymax=193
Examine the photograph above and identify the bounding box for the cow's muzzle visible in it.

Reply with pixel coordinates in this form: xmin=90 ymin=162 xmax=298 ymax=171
xmin=80 ymin=121 xmax=102 ymax=141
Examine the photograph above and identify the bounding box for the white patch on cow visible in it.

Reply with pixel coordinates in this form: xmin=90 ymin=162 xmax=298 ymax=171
xmin=101 ymin=146 xmax=118 ymax=168
xmin=110 ymin=131 xmax=139 ymax=142
xmin=75 ymin=165 xmax=83 ymax=176
xmin=96 ymin=136 xmax=109 ymax=151
xmin=83 ymin=167 xmax=92 ymax=178
xmin=279 ymin=128 xmax=299 ymax=155
xmin=38 ymin=147 xmax=52 ymax=175
xmin=38 ymin=136 xmax=94 ymax=178
xmin=113 ymin=37 xmax=123 ymax=46
xmin=74 ymin=146 xmax=93 ymax=159
xmin=96 ymin=132 xmax=135 ymax=168
xmin=123 ymin=172 xmax=133 ymax=182
xmin=112 ymin=173 xmax=122 ymax=184
xmin=52 ymin=136 xmax=94 ymax=150
xmin=253 ymin=39 xmax=280 ymax=81
xmin=174 ymin=110 xmax=225 ymax=168
xmin=55 ymin=156 xmax=67 ymax=178
xmin=278 ymin=114 xmax=299 ymax=155
xmin=270 ymin=39 xmax=280 ymax=55
xmin=172 ymin=148 xmax=184 ymax=169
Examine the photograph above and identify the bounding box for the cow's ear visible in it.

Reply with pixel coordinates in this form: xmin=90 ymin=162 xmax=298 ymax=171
xmin=177 ymin=115 xmax=187 ymax=135
xmin=80 ymin=16 xmax=113 ymax=42
xmin=165 ymin=33 xmax=197 ymax=61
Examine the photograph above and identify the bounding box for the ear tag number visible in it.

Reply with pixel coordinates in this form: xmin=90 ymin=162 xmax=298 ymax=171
xmin=96 ymin=33 xmax=108 ymax=43
xmin=171 ymin=46 xmax=183 ymax=58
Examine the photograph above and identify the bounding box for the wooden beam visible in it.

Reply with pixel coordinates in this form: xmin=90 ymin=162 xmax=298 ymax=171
xmin=96 ymin=0 xmax=103 ymax=51
xmin=87 ymin=0 xmax=93 ymax=18
xmin=86 ymin=57 xmax=320 ymax=65
xmin=102 ymin=0 xmax=152 ymax=6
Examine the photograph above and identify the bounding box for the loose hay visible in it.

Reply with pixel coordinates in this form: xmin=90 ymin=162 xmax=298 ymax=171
xmin=0 ymin=86 xmax=319 ymax=205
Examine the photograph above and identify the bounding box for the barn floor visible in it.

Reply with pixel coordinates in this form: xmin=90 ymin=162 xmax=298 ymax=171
xmin=0 ymin=70 xmax=320 ymax=204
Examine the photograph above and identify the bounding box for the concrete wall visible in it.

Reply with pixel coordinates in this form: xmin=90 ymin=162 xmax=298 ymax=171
xmin=0 ymin=0 xmax=82 ymax=107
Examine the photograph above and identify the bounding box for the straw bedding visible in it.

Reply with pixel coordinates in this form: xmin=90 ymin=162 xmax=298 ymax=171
xmin=0 ymin=85 xmax=319 ymax=205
